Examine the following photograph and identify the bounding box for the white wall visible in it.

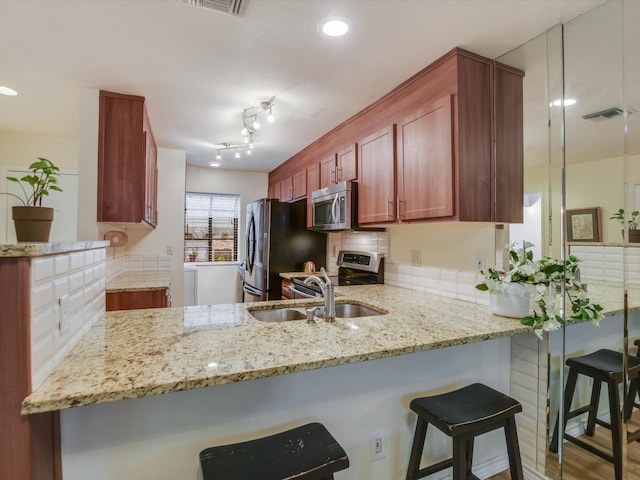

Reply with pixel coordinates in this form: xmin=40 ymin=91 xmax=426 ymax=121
xmin=387 ymin=222 xmax=496 ymax=270
xmin=0 ymin=132 xmax=80 ymax=242
xmin=185 ymin=166 xmax=268 ymax=305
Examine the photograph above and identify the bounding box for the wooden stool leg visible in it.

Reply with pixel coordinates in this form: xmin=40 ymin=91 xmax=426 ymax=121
xmin=465 ymin=437 xmax=474 ymax=477
xmin=504 ymin=416 xmax=525 ymax=480
xmin=626 ymin=377 xmax=639 ymax=421
xmin=550 ymin=368 xmax=579 ymax=453
xmin=452 ymin=435 xmax=468 ymax=480
xmin=607 ymin=379 xmax=623 ymax=480
xmin=585 ymin=379 xmax=602 ymax=436
xmin=406 ymin=418 xmax=428 ymax=480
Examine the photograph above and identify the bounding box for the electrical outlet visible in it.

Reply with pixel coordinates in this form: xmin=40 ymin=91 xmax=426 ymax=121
xmin=166 ymin=244 xmax=174 ymax=255
xmin=410 ymin=249 xmax=422 ymax=266
xmin=475 ymin=253 xmax=486 ymax=272
xmin=369 ymin=429 xmax=387 ymax=461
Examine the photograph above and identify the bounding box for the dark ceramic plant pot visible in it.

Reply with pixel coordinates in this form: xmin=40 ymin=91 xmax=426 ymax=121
xmin=629 ymin=230 xmax=640 ymax=243
xmin=12 ymin=206 xmax=54 ymax=242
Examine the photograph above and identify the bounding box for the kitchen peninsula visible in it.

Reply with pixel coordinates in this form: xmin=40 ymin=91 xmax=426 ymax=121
xmin=19 ymin=280 xmax=635 ymax=480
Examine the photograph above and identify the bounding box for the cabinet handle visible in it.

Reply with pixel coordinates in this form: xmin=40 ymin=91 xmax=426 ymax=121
xmin=398 ymin=198 xmax=406 ymax=219
xmin=331 ymin=168 xmax=336 ymax=184
xmin=387 ymin=198 xmax=394 ymax=219
xmin=336 ymin=166 xmax=343 ymax=183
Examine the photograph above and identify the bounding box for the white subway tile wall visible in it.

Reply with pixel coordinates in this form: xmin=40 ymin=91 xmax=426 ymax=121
xmin=569 ymin=244 xmax=639 ymax=286
xmin=30 ymin=248 xmax=107 ymax=389
xmin=105 ymin=254 xmax=172 ymax=283
xmin=327 ymin=231 xmax=389 ymax=269
xmin=385 ymin=261 xmax=487 ymax=305
xmin=386 ymin=245 xmax=640 ymax=308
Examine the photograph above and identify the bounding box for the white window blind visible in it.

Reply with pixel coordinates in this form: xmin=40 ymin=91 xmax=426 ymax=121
xmin=184 ymin=192 xmax=239 ymax=262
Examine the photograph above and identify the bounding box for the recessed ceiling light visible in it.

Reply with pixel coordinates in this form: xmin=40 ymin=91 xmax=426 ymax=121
xmin=208 ymin=162 xmax=220 ymax=167
xmin=0 ymin=86 xmax=18 ymax=96
xmin=319 ymin=16 xmax=352 ymax=37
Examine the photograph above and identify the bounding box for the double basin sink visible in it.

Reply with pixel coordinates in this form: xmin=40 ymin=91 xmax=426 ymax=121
xmin=248 ymin=302 xmax=386 ymax=322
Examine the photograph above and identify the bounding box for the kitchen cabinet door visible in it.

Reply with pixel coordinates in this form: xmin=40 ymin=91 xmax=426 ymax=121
xmin=320 ymin=153 xmax=337 ymax=188
xmin=143 ymin=110 xmax=158 ymax=225
xmin=358 ymin=125 xmax=397 ymax=225
xmin=106 ymin=289 xmax=170 ymax=311
xmin=279 ymin=177 xmax=293 ymax=202
xmin=336 ymin=143 xmax=357 ymax=183
xmin=292 ymin=170 xmax=307 ymax=200
xmin=306 ymin=163 xmax=320 ymax=228
xmin=98 ymin=90 xmax=158 ymax=228
xmin=397 ymin=95 xmax=454 ymax=221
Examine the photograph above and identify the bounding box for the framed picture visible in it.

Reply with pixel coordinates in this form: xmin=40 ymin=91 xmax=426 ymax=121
xmin=566 ymin=207 xmax=602 ymax=242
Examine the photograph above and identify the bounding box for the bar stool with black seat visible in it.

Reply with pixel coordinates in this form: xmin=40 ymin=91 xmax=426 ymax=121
xmin=406 ymin=383 xmax=524 ymax=480
xmin=550 ymin=348 xmax=640 ymax=480
xmin=199 ymin=422 xmax=349 ymax=480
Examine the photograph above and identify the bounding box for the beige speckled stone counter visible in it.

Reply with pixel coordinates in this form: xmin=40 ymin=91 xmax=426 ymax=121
xmin=22 ymin=283 xmax=636 ymax=414
xmin=106 ymin=271 xmax=171 ymax=293
xmin=0 ymin=240 xmax=109 ymax=257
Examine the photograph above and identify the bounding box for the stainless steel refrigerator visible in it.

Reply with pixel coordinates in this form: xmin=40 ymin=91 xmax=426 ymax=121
xmin=243 ymin=199 xmax=327 ymax=302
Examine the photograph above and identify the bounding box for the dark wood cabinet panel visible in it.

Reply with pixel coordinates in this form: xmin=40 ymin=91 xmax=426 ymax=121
xmin=0 ymin=258 xmax=61 ymax=480
xmin=495 ymin=63 xmax=524 ymax=223
xmin=98 ymin=90 xmax=158 ymax=227
xmin=397 ymin=95 xmax=454 ymax=221
xmin=358 ymin=125 xmax=397 ymax=224
xmin=268 ymin=48 xmax=524 ymax=224
xmin=292 ymin=170 xmax=307 ymax=200
xmin=106 ymin=289 xmax=170 ymax=311
xmin=337 ymin=143 xmax=358 ymax=183
xmin=306 ymin=163 xmax=320 ymax=228
xmin=320 ymin=153 xmax=337 ymax=189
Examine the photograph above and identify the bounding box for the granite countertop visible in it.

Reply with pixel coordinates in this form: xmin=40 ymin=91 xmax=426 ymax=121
xmin=0 ymin=241 xmax=109 ymax=257
xmin=22 ymin=283 xmax=634 ymax=414
xmin=106 ymin=271 xmax=171 ymax=293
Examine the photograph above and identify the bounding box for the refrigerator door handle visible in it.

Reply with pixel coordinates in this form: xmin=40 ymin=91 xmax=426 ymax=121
xmin=246 ymin=213 xmax=256 ymax=274
xmin=243 ymin=283 xmax=264 ymax=296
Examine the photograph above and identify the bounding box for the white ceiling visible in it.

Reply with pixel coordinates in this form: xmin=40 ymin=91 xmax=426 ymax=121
xmin=0 ymin=0 xmax=603 ymax=172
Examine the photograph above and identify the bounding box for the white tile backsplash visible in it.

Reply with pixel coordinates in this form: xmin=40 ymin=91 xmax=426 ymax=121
xmin=30 ymin=248 xmax=107 ymax=389
xmin=569 ymin=244 xmax=640 ymax=286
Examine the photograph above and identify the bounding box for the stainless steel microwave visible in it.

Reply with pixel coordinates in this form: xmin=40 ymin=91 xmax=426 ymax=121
xmin=310 ymin=181 xmax=355 ymax=231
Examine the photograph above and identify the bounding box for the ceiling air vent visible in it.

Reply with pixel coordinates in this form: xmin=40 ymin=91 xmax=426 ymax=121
xmin=582 ymin=107 xmax=624 ymax=120
xmin=182 ymin=0 xmax=249 ymax=17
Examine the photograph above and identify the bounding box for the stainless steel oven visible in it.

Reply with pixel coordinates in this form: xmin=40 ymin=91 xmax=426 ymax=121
xmin=337 ymin=250 xmax=385 ymax=285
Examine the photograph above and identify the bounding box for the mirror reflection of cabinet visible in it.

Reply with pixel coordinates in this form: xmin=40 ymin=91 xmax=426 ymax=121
xmin=496 ymin=0 xmax=640 ymax=478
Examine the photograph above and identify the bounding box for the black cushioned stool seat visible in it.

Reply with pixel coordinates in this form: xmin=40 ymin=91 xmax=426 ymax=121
xmin=406 ymin=383 xmax=524 ymax=480
xmin=550 ymin=348 xmax=640 ymax=480
xmin=199 ymin=422 xmax=349 ymax=480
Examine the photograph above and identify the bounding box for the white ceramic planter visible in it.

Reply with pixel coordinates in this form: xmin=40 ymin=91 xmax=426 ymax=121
xmin=488 ymin=282 xmax=531 ymax=318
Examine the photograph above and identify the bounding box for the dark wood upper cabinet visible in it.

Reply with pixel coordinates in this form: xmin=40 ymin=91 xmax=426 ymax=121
xmin=358 ymin=125 xmax=397 ymax=224
xmin=337 ymin=143 xmax=358 ymax=183
xmin=98 ymin=90 xmax=158 ymax=228
xmin=269 ymin=48 xmax=524 ymax=224
xmin=397 ymin=95 xmax=454 ymax=221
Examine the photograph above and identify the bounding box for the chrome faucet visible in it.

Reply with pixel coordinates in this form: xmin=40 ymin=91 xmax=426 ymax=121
xmin=303 ymin=267 xmax=336 ymax=322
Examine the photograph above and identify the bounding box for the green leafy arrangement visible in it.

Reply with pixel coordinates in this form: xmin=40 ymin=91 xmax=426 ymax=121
xmin=610 ymin=208 xmax=640 ymax=230
xmin=4 ymin=157 xmax=63 ymax=206
xmin=476 ymin=242 xmax=603 ymax=338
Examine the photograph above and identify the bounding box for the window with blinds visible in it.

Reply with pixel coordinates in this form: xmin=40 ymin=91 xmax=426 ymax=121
xmin=184 ymin=192 xmax=239 ymax=263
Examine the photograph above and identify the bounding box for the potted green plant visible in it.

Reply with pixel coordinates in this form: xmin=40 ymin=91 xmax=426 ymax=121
xmin=476 ymin=242 xmax=603 ymax=339
xmin=609 ymin=208 xmax=640 ymax=243
xmin=2 ymin=157 xmax=63 ymax=242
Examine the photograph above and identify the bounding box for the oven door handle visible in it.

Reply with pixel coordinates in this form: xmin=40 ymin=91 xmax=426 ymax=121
xmin=289 ymin=286 xmax=322 ymax=299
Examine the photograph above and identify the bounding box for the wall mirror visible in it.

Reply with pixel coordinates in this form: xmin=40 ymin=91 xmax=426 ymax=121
xmin=496 ymin=0 xmax=640 ymax=478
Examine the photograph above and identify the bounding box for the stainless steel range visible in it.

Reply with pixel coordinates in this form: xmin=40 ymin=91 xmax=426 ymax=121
xmin=289 ymin=250 xmax=384 ymax=299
